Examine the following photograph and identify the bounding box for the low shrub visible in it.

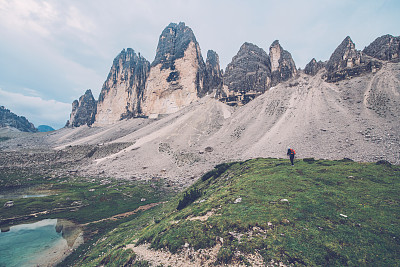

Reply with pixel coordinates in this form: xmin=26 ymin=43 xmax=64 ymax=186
xmin=216 ymin=246 xmax=234 ymax=264
xmin=177 ymin=188 xmax=202 ymax=210
xmin=303 ymin=158 xmax=315 ymax=163
xmin=376 ymin=160 xmax=392 ymax=166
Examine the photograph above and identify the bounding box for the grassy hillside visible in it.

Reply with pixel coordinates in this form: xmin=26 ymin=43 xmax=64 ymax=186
xmin=70 ymin=158 xmax=400 ymax=266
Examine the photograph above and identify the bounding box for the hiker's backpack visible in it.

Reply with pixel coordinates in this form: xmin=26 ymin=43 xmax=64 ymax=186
xmin=290 ymin=149 xmax=296 ymax=155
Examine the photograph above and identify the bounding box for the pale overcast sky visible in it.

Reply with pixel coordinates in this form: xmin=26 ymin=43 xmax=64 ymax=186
xmin=0 ymin=0 xmax=399 ymax=129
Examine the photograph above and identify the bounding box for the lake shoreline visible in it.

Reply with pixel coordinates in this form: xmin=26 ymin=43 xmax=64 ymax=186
xmin=28 ymin=231 xmax=84 ymax=267
xmin=0 ymin=219 xmax=84 ymax=267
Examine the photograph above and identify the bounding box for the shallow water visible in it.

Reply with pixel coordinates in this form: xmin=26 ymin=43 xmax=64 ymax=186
xmin=0 ymin=186 xmax=50 ymax=199
xmin=0 ymin=219 xmax=82 ymax=267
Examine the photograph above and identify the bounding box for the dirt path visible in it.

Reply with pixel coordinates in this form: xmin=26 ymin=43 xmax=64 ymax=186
xmin=126 ymin=242 xmax=267 ymax=267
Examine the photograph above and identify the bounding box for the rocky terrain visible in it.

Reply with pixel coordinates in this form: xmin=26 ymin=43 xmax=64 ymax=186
xmin=1 ymin=63 xmax=399 ymax=189
xmin=304 ymin=58 xmax=325 ymax=76
xmin=1 ymin=27 xmax=399 ymax=189
xmin=0 ymin=106 xmax=37 ymax=132
xmin=363 ymin=34 xmax=400 ymax=61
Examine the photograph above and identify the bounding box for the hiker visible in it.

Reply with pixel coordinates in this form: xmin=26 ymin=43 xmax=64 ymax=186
xmin=287 ymin=147 xmax=296 ymax=166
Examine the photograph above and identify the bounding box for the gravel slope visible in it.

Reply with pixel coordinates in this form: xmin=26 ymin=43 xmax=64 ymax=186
xmin=1 ymin=62 xmax=399 ymax=187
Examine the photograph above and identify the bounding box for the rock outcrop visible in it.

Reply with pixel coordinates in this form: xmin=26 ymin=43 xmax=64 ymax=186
xmin=0 ymin=106 xmax=37 ymax=132
xmin=304 ymin=58 xmax=325 ymax=76
xmin=220 ymin=43 xmax=271 ymax=105
xmin=325 ymin=36 xmax=363 ymax=74
xmin=324 ymin=36 xmax=382 ymax=82
xmin=66 ymin=89 xmax=97 ymax=127
xmin=223 ymin=43 xmax=271 ymax=94
xmin=142 ymin=22 xmax=209 ymax=116
xmin=65 ymin=24 xmax=399 ymax=127
xmin=95 ymin=49 xmax=150 ymax=124
xmin=204 ymin=50 xmax=223 ymax=96
xmin=269 ymin=40 xmax=297 ymax=86
xmin=363 ymin=34 xmax=400 ymax=61
xmin=220 ymin=41 xmax=297 ymax=106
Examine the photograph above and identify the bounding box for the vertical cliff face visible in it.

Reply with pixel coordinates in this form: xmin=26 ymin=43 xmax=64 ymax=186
xmin=95 ymin=48 xmax=150 ymax=125
xmin=204 ymin=50 xmax=223 ymax=95
xmin=269 ymin=40 xmax=297 ymax=86
xmin=66 ymin=89 xmax=97 ymax=127
xmin=363 ymin=34 xmax=400 ymax=61
xmin=142 ymin=22 xmax=208 ymax=116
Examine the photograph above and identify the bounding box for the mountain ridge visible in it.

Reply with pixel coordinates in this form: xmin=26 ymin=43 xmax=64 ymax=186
xmin=65 ymin=22 xmax=399 ymax=126
xmin=0 ymin=106 xmax=37 ymax=132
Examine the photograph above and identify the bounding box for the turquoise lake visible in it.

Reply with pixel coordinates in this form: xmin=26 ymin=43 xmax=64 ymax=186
xmin=0 ymin=219 xmax=75 ymax=267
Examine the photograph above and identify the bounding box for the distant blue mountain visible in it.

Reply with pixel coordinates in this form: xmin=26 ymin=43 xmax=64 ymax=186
xmin=37 ymin=125 xmax=55 ymax=132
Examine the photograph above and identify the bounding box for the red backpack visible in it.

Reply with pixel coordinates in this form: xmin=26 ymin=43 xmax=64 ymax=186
xmin=289 ymin=149 xmax=296 ymax=155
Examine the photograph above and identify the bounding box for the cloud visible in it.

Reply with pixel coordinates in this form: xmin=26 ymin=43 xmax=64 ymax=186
xmin=0 ymin=88 xmax=71 ymax=129
xmin=0 ymin=0 xmax=399 ymax=128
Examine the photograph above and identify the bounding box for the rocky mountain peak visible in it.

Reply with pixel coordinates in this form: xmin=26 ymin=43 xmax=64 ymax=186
xmin=152 ymin=22 xmax=200 ymax=70
xmin=269 ymin=40 xmax=297 ymax=85
xmin=324 ymin=36 xmax=382 ymax=82
xmin=223 ymin=42 xmax=271 ymax=93
xmin=0 ymin=106 xmax=37 ymax=132
xmin=142 ymin=22 xmax=208 ymax=116
xmin=325 ymin=36 xmax=362 ymax=73
xmin=206 ymin=50 xmax=220 ymax=67
xmin=95 ymin=48 xmax=150 ymax=124
xmin=269 ymin=40 xmax=282 ymax=72
xmin=304 ymin=58 xmax=325 ymax=76
xmin=363 ymin=34 xmax=400 ymax=61
xmin=66 ymin=89 xmax=97 ymax=127
xmin=219 ymin=42 xmax=271 ymax=105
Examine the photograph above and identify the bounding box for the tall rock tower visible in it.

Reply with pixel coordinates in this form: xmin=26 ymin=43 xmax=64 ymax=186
xmin=142 ymin=22 xmax=208 ymax=116
xmin=95 ymin=48 xmax=150 ymax=125
xmin=204 ymin=50 xmax=223 ymax=96
xmin=66 ymin=89 xmax=97 ymax=127
xmin=269 ymin=40 xmax=297 ymax=86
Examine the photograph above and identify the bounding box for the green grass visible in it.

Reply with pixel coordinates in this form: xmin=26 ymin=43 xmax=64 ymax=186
xmin=132 ymin=158 xmax=400 ymax=266
xmin=0 ymin=176 xmax=169 ymax=225
xmin=4 ymin=158 xmax=398 ymax=266
xmin=0 ymin=173 xmax=173 ymax=266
